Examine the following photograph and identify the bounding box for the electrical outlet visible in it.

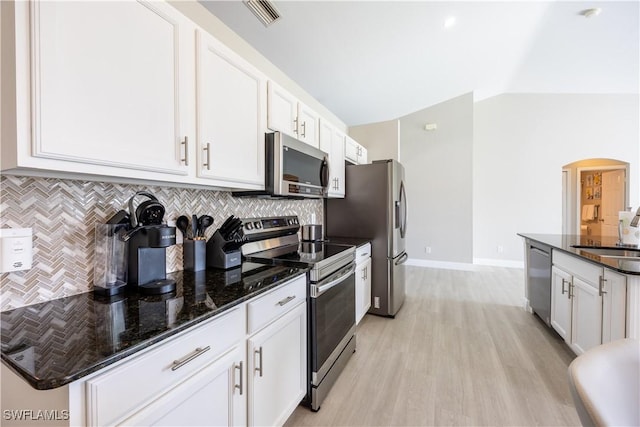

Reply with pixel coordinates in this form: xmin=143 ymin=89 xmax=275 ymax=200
xmin=374 ymin=297 xmax=380 ymax=309
xmin=1 ymin=228 xmax=33 ymax=273
xmin=497 ymin=245 xmax=504 ymax=253
xmin=425 ymin=246 xmax=432 ymax=254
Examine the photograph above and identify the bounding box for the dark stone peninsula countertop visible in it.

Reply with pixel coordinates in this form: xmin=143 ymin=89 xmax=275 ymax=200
xmin=518 ymin=233 xmax=640 ymax=275
xmin=1 ymin=263 xmax=308 ymax=390
xmin=326 ymin=236 xmax=372 ymax=248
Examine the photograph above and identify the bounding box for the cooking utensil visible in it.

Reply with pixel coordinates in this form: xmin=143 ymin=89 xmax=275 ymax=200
xmin=191 ymin=214 xmax=198 ymax=239
xmin=198 ymin=215 xmax=214 ymax=237
xmin=176 ymin=215 xmax=190 ymax=238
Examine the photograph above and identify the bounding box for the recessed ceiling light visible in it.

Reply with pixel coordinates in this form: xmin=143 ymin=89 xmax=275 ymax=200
xmin=444 ymin=16 xmax=456 ymax=29
xmin=581 ymin=8 xmax=602 ymax=18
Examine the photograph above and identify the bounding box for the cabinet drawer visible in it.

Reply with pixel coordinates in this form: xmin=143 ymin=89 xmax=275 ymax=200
xmin=86 ymin=307 xmax=243 ymax=427
xmin=552 ymin=250 xmax=602 ymax=284
xmin=356 ymin=243 xmax=371 ymax=262
xmin=247 ymin=275 xmax=306 ymax=335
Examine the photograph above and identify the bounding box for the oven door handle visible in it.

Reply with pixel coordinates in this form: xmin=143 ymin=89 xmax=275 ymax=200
xmin=311 ymin=264 xmax=355 ymax=298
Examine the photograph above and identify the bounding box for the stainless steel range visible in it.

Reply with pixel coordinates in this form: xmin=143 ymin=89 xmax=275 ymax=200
xmin=241 ymin=216 xmax=356 ymax=411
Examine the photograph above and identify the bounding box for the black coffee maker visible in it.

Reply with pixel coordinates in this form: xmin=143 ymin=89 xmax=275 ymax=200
xmin=121 ymin=192 xmax=176 ymax=295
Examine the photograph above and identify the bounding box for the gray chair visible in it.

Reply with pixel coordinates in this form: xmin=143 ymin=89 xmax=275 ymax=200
xmin=568 ymin=338 xmax=640 ymax=427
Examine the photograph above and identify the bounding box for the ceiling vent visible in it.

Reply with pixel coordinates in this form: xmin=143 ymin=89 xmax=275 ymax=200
xmin=244 ymin=0 xmax=281 ymax=27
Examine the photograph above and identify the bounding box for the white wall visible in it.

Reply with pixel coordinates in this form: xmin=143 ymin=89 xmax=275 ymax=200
xmin=349 ymin=119 xmax=399 ymax=162
xmin=473 ymin=93 xmax=639 ymax=265
xmin=400 ymin=93 xmax=474 ymax=263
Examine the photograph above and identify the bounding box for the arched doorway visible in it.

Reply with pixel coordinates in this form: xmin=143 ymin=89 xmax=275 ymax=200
xmin=562 ymin=159 xmax=629 ymax=237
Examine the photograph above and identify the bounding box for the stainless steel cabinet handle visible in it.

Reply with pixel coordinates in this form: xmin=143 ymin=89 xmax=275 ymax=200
xmin=203 ymin=143 xmax=211 ymax=170
xmin=561 ymin=278 xmax=567 ymax=295
xmin=568 ymin=283 xmax=574 ymax=300
xmin=255 ymin=347 xmax=263 ymax=377
xmin=301 ymin=121 xmax=306 ymax=138
xmin=599 ymin=276 xmax=607 ymax=296
xmin=171 ymin=346 xmax=211 ymax=371
xmin=277 ymin=295 xmax=295 ymax=306
xmin=293 ymin=118 xmax=298 ymax=134
xmin=181 ymin=136 xmax=189 ymax=166
xmin=365 ymin=266 xmax=368 ymax=280
xmin=234 ymin=361 xmax=243 ymax=395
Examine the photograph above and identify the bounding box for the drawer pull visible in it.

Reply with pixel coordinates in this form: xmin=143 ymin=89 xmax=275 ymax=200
xmin=561 ymin=278 xmax=567 ymax=295
xmin=277 ymin=295 xmax=296 ymax=306
xmin=234 ymin=361 xmax=243 ymax=395
xmin=255 ymin=347 xmax=263 ymax=377
xmin=171 ymin=346 xmax=211 ymax=371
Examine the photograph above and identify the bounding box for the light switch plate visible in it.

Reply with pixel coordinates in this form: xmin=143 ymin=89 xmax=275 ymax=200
xmin=0 ymin=228 xmax=33 ymax=273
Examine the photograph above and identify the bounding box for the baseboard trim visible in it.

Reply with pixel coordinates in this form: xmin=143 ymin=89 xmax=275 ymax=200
xmin=473 ymin=258 xmax=524 ymax=269
xmin=406 ymin=258 xmax=524 ymax=271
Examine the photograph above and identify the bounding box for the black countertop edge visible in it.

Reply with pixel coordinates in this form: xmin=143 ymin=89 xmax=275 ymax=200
xmin=518 ymin=233 xmax=640 ymax=275
xmin=325 ymin=236 xmax=372 ymax=248
xmin=1 ymin=266 xmax=309 ymax=390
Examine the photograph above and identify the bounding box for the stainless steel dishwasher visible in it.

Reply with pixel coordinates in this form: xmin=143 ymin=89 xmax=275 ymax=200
xmin=527 ymin=242 xmax=552 ymax=326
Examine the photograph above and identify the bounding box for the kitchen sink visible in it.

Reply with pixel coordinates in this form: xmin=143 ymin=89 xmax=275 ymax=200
xmin=576 ymin=247 xmax=640 ymax=260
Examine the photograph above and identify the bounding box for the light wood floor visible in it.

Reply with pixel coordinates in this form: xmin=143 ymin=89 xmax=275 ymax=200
xmin=285 ymin=265 xmax=580 ymax=426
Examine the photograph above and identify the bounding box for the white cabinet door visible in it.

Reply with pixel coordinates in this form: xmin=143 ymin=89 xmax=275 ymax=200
xmin=359 ymin=145 xmax=368 ymax=164
xmin=196 ymin=30 xmax=266 ymax=188
xmin=551 ymin=266 xmax=572 ymax=341
xmin=297 ymin=102 xmax=320 ymax=148
xmin=602 ymin=269 xmax=627 ymax=343
xmin=267 ymin=81 xmax=297 ymax=137
xmin=570 ymin=276 xmax=603 ymax=355
xmin=344 ymin=136 xmax=359 ymax=164
xmin=30 ymin=1 xmax=191 ymax=175
xmin=248 ymin=302 xmax=307 ymax=427
xmin=319 ymin=119 xmax=345 ymax=198
xmin=120 ymin=347 xmax=246 ymax=427
xmin=356 ymin=257 xmax=372 ymax=325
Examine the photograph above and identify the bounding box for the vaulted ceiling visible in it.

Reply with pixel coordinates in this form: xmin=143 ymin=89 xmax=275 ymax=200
xmin=200 ymin=1 xmax=639 ymax=126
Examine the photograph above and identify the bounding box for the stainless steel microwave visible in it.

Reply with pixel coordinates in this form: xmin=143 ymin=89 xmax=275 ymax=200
xmin=234 ymin=132 xmax=329 ymax=199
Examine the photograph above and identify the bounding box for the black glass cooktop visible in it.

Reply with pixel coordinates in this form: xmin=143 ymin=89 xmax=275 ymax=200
xmin=245 ymin=242 xmax=354 ymax=268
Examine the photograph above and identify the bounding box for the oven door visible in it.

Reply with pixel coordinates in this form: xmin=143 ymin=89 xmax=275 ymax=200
xmin=309 ymin=262 xmax=356 ymax=385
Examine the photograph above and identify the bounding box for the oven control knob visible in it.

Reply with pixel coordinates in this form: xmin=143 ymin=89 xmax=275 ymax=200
xmin=254 ymin=221 xmax=262 ymax=229
xmin=245 ymin=222 xmax=254 ymax=230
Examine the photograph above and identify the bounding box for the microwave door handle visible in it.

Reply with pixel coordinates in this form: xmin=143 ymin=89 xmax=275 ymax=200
xmin=320 ymin=158 xmax=329 ymax=188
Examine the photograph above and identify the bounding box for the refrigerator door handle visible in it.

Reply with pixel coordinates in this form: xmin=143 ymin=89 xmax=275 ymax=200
xmin=399 ymin=180 xmax=407 ymax=238
xmin=395 ymin=252 xmax=409 ymax=266
xmin=394 ymin=201 xmax=401 ymax=229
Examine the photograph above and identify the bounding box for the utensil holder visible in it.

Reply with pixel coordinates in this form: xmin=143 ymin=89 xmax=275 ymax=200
xmin=184 ymin=239 xmax=206 ymax=271
xmin=206 ymin=230 xmax=243 ymax=269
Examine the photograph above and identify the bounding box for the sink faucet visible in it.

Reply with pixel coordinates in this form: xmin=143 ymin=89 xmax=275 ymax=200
xmin=631 ymin=207 xmax=640 ymax=228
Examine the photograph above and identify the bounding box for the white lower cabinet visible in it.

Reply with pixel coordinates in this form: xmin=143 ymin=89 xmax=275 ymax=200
xmin=247 ymin=302 xmax=307 ymax=427
xmin=355 ymin=243 xmax=372 ymax=324
xmin=551 ymin=250 xmax=627 ymax=356
xmin=119 ymin=346 xmax=246 ymax=427
xmin=551 ymin=266 xmax=572 ymax=341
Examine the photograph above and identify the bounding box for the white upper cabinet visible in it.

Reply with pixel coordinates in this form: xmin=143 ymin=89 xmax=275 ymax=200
xmin=319 ymin=119 xmax=345 ymax=198
xmin=296 ymin=102 xmax=320 ymax=148
xmin=345 ymin=136 xmax=368 ymax=165
xmin=195 ymin=29 xmax=266 ymax=188
xmin=267 ymin=81 xmax=320 ymax=148
xmin=19 ymin=1 xmax=193 ymax=176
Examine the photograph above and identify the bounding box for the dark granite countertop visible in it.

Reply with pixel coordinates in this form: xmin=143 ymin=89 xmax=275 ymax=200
xmin=0 ymin=263 xmax=308 ymax=390
xmin=326 ymin=236 xmax=372 ymax=248
xmin=518 ymin=233 xmax=640 ymax=275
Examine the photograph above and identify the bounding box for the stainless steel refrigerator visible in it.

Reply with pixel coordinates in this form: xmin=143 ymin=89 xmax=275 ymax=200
xmin=326 ymin=159 xmax=408 ymax=317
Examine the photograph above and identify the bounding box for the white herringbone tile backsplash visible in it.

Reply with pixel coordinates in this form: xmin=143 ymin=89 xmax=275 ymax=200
xmin=0 ymin=176 xmax=323 ymax=311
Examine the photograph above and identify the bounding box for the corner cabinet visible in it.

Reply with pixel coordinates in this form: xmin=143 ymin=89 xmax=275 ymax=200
xmin=195 ymin=29 xmax=266 ymax=188
xmin=551 ymin=250 xmax=627 ymax=355
xmin=319 ymin=119 xmax=346 ymax=198
xmin=3 ymin=0 xmax=193 ymax=178
xmin=345 ymin=136 xmax=368 ymax=165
